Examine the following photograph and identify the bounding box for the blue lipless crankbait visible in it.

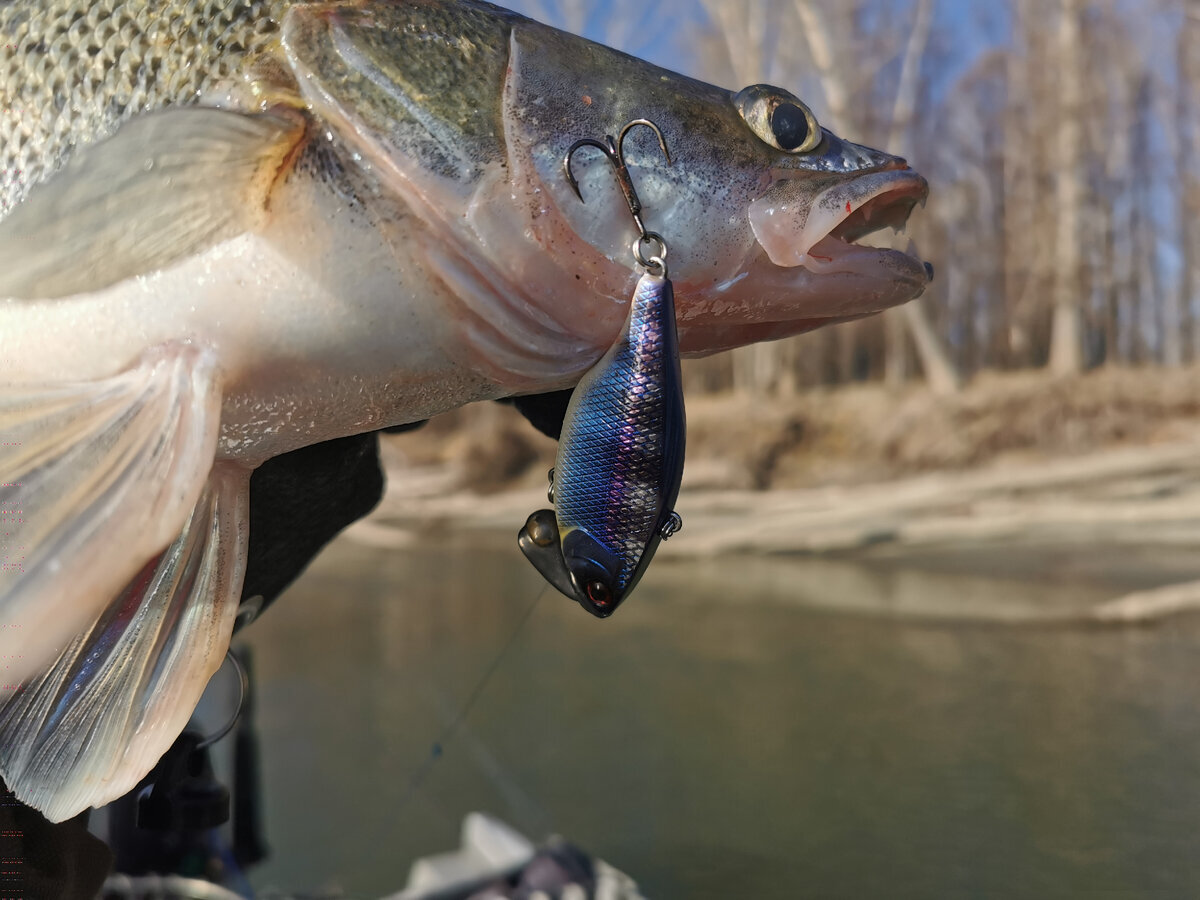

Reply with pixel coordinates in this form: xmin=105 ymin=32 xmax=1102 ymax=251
xmin=519 ymin=120 xmax=685 ymax=618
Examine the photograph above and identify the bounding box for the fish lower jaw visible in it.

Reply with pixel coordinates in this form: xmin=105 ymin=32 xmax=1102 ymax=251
xmin=675 ymin=241 xmax=930 ymax=355
xmin=788 ymin=234 xmax=931 ymax=290
xmin=793 ymin=234 xmax=896 ymax=275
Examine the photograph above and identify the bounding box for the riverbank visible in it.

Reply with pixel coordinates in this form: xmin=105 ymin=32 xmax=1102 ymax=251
xmin=384 ymin=363 xmax=1200 ymax=491
xmin=356 ymin=364 xmax=1200 ymax=622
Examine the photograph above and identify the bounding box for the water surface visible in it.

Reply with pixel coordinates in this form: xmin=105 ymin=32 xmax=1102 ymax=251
xmin=245 ymin=534 xmax=1200 ymax=899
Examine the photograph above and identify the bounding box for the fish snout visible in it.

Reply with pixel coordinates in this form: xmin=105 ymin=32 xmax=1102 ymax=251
xmin=819 ymin=130 xmax=909 ymax=174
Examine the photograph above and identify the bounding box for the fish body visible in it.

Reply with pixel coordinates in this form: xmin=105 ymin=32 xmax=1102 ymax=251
xmin=520 ymin=271 xmax=684 ymax=617
xmin=0 ymin=0 xmax=930 ymax=820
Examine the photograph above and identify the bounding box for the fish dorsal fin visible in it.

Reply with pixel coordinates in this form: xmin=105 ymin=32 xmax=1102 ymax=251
xmin=0 ymin=343 xmax=222 ymax=688
xmin=0 ymin=464 xmax=248 ymax=822
xmin=0 ymin=107 xmax=304 ymax=300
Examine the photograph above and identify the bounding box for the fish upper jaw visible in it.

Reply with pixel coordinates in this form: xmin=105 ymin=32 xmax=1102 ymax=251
xmin=748 ymin=165 xmax=930 ymax=274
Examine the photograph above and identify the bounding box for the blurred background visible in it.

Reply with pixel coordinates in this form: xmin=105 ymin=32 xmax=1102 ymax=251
xmin=243 ymin=1 xmax=1200 ymax=897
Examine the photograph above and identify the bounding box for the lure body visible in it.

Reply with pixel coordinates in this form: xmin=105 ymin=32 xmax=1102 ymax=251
xmin=520 ymin=271 xmax=684 ymax=616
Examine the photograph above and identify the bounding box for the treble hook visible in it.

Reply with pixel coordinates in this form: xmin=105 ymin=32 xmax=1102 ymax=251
xmin=563 ymin=118 xmax=672 ymax=258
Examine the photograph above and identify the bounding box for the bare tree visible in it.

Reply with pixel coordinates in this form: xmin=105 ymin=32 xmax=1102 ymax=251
xmin=793 ymin=0 xmax=960 ymax=393
xmin=1161 ymin=50 xmax=1186 ymax=365
xmin=1047 ymin=0 xmax=1086 ymax=375
xmin=881 ymin=0 xmax=961 ymax=394
xmin=1182 ymin=2 xmax=1200 ymax=360
xmin=509 ymin=0 xmax=1194 ymax=394
xmin=1003 ymin=0 xmax=1044 ymax=368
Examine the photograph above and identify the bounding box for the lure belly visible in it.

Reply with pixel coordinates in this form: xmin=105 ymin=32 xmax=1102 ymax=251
xmin=520 ymin=270 xmax=684 ymax=617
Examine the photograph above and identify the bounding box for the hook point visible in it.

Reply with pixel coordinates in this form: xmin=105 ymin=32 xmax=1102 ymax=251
xmin=562 ymin=119 xmax=672 ymax=267
xmin=564 ymin=136 xmax=617 ymax=205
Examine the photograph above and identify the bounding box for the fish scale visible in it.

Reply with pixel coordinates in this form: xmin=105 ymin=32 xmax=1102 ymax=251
xmin=0 ymin=0 xmax=288 ymax=214
xmin=554 ymin=272 xmax=684 ymax=591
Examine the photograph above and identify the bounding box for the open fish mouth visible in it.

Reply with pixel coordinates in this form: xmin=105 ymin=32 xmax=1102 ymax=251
xmin=673 ymin=166 xmax=931 ymax=353
xmin=748 ymin=167 xmax=930 ymax=275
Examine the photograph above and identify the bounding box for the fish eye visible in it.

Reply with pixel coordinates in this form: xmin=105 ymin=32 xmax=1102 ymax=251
xmin=733 ymin=84 xmax=822 ymax=154
xmin=771 ymin=103 xmax=810 ymax=151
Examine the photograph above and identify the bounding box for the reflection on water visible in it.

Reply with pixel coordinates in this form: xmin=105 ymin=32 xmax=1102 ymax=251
xmin=246 ymin=533 xmax=1200 ymax=899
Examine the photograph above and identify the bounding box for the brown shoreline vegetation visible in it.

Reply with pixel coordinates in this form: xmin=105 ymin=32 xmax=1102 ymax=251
xmin=385 ymin=363 xmax=1200 ymax=496
xmin=365 ymin=365 xmax=1200 ymax=624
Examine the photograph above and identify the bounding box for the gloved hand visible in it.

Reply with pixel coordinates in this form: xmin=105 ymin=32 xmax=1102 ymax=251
xmin=4 ymin=395 xmax=570 ymax=897
xmin=240 ymin=391 xmax=573 ymax=619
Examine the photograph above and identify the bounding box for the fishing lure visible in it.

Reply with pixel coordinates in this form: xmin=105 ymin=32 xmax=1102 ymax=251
xmin=518 ymin=119 xmax=685 ymax=618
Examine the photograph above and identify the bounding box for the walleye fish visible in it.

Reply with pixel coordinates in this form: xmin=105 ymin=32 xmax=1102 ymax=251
xmin=0 ymin=0 xmax=929 ymax=821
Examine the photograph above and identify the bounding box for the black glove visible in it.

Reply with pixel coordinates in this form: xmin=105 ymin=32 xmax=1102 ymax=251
xmin=241 ymin=391 xmax=572 ymax=616
xmin=500 ymin=389 xmax=573 ymax=440
xmin=239 ymin=429 xmax=389 ymax=618
xmin=7 ymin=394 xmax=569 ymax=896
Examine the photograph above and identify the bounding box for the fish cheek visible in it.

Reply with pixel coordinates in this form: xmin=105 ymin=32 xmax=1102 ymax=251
xmin=499 ymin=27 xmax=763 ymax=306
xmin=496 ymin=29 xmax=636 ymax=301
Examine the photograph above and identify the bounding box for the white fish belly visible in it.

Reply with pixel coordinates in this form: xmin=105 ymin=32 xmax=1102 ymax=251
xmin=0 ymin=171 xmax=498 ymax=463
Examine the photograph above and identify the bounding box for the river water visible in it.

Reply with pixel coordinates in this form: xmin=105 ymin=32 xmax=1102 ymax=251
xmin=243 ymin=532 xmax=1200 ymax=899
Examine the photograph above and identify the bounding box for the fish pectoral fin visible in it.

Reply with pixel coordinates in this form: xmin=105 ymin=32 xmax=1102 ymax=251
xmin=0 ymin=343 xmax=222 ymax=687
xmin=0 ymin=465 xmax=248 ymax=822
xmin=0 ymin=107 xmax=304 ymax=300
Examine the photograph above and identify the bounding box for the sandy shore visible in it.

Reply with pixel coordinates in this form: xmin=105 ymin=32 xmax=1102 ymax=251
xmin=343 ymin=430 xmax=1200 ymax=624
xmin=330 ymin=366 xmax=1200 ymax=622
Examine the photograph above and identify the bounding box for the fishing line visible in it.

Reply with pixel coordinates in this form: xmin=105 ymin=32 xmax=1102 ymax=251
xmin=388 ymin=583 xmax=550 ymax=823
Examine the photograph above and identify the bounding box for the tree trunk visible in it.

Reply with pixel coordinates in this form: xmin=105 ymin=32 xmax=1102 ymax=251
xmin=1004 ymin=0 xmax=1038 ymax=369
xmin=1180 ymin=3 xmax=1199 ymax=361
xmin=1047 ymin=0 xmax=1085 ymax=375
xmin=880 ymin=0 xmax=960 ymax=391
xmin=796 ymin=0 xmax=959 ymax=392
xmin=883 ymin=308 xmax=909 ymax=387
xmin=905 ymin=301 xmax=961 ymax=395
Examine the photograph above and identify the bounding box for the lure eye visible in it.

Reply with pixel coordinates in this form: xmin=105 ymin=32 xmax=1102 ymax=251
xmin=734 ymin=84 xmax=822 ymax=154
xmin=561 ymin=529 xmax=623 ymax=616
xmin=586 ymin=580 xmax=613 ymax=610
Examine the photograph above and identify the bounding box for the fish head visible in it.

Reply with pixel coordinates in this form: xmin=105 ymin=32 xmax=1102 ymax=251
xmin=498 ymin=39 xmax=932 ymax=359
xmin=280 ymin=1 xmax=929 ymax=386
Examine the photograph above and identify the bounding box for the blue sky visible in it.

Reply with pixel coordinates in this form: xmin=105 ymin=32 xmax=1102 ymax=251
xmin=501 ymin=0 xmax=996 ymax=127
